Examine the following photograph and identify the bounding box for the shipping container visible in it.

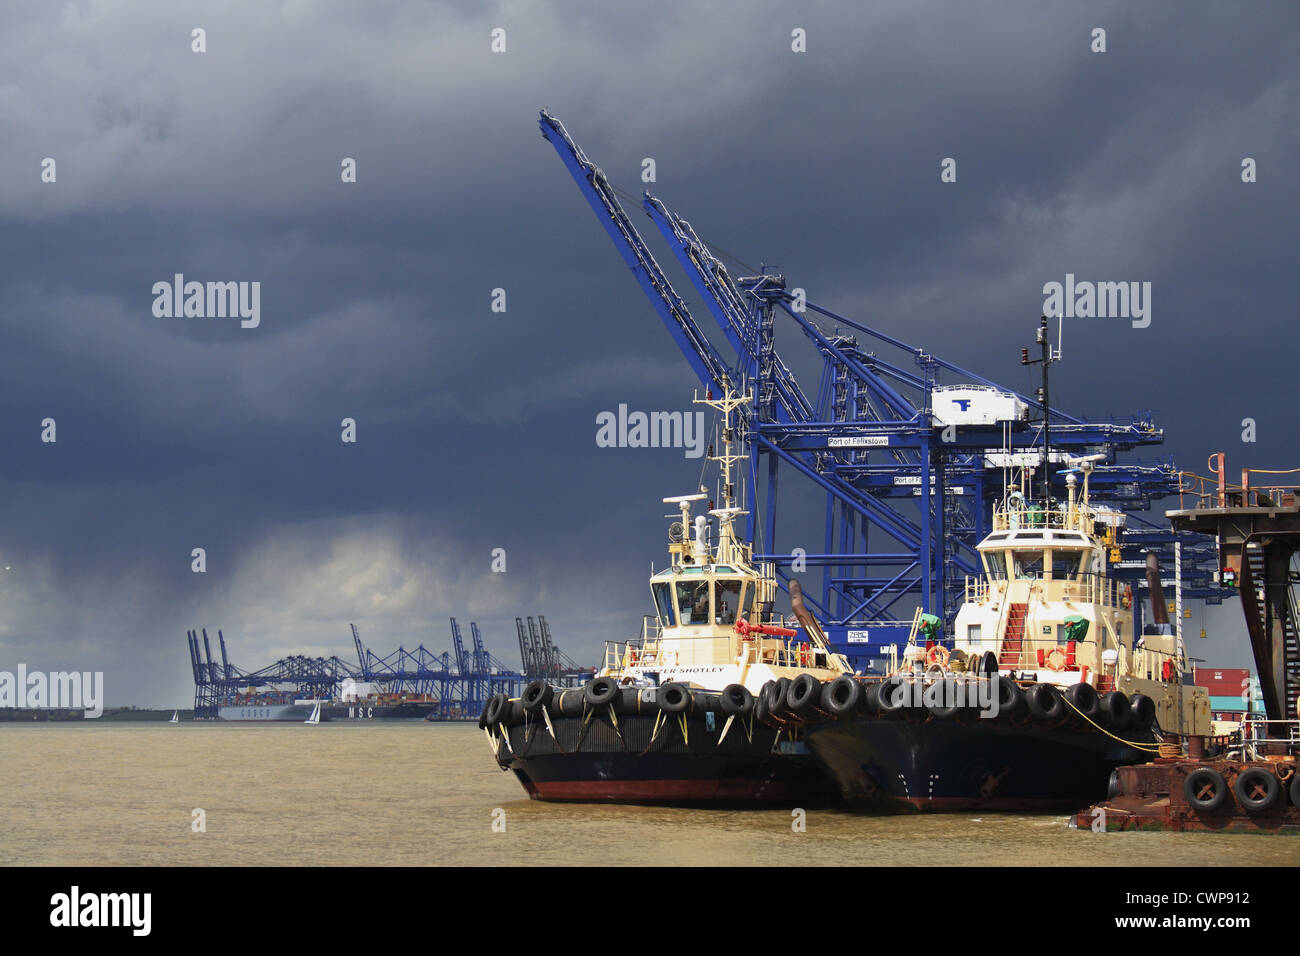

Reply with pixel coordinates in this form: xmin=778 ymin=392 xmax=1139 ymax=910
xmin=1194 ymin=667 xmax=1251 ymax=695
xmin=1208 ymin=694 xmax=1264 ymax=713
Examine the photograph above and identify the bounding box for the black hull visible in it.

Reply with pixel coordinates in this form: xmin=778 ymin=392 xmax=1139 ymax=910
xmin=499 ymin=711 xmax=839 ymax=806
xmin=804 ymin=716 xmax=1157 ymax=812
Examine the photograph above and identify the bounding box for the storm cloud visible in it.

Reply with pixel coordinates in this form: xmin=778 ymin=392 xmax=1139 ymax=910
xmin=0 ymin=1 xmax=1294 ymax=704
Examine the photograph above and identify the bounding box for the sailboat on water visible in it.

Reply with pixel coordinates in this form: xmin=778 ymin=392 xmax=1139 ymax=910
xmin=304 ymin=701 xmax=322 ymax=725
xmin=168 ymin=710 xmax=179 ymax=723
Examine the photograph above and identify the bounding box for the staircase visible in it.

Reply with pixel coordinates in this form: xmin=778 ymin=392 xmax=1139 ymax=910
xmin=999 ymin=603 xmax=1028 ymax=667
xmin=1283 ymin=581 xmax=1300 ymax=720
xmin=1240 ymin=543 xmax=1300 ymax=721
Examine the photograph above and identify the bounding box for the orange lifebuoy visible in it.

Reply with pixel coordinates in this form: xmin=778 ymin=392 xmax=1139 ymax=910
xmin=1044 ymin=647 xmax=1067 ymax=671
xmin=926 ymin=645 xmax=950 ymax=668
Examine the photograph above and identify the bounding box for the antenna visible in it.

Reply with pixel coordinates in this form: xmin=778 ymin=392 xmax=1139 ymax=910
xmin=1020 ymin=314 xmax=1062 ymax=504
xmin=695 ymin=385 xmax=753 ymax=564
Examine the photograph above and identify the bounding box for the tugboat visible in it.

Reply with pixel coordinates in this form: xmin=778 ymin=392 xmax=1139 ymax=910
xmin=800 ymin=321 xmax=1211 ymax=811
xmin=484 ymin=388 xmax=852 ymax=804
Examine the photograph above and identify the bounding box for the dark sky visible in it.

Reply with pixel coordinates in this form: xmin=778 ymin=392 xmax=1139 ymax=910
xmin=0 ymin=1 xmax=1295 ymax=705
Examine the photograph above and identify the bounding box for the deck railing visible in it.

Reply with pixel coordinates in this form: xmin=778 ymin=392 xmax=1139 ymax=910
xmin=964 ymin=573 xmax=1120 ymax=608
xmin=1177 ymin=467 xmax=1300 ymax=511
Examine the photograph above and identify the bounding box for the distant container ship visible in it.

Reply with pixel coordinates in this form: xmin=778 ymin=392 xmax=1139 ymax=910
xmin=217 ymin=690 xmax=323 ymax=721
xmin=321 ymin=693 xmax=441 ymax=721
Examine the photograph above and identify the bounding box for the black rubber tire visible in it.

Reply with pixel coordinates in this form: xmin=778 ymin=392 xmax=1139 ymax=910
xmin=1026 ymin=683 xmax=1066 ymax=723
xmin=861 ymin=681 xmax=880 ymax=716
xmin=1234 ymin=768 xmax=1281 ymax=813
xmin=762 ymin=678 xmax=791 ymax=716
xmin=1066 ymin=681 xmax=1100 ymax=724
xmin=995 ymin=676 xmax=1025 ymax=721
xmin=618 ymin=686 xmax=643 ymax=714
xmin=1129 ymin=693 xmax=1156 ymax=730
xmin=1098 ymin=691 xmax=1132 ymax=731
xmin=719 ymin=683 xmax=755 ymax=719
xmin=1290 ymin=772 xmax=1300 ymax=809
xmin=775 ymin=676 xmax=793 ymax=715
xmin=785 ymin=673 xmax=822 ymax=716
xmin=876 ymin=675 xmax=908 ymax=718
xmin=1107 ymin=770 xmax=1122 ymax=800
xmin=754 ymin=694 xmax=773 ymax=726
xmin=926 ymin=678 xmax=962 ymax=720
xmin=1183 ymin=767 xmax=1229 ymax=812
xmin=477 ymin=698 xmax=492 ymax=729
xmin=822 ymin=675 xmax=863 ymax=717
xmin=583 ymin=677 xmax=620 ymax=709
xmin=971 ymin=651 xmax=998 ymax=677
xmin=508 ymin=700 xmax=524 ymax=726
xmin=658 ymin=682 xmax=692 ymax=715
xmin=484 ymin=693 xmax=510 ymax=726
xmin=521 ymin=680 xmax=553 ymax=715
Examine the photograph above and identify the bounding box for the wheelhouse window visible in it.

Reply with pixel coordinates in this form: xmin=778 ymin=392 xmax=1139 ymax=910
xmin=984 ymin=552 xmax=1008 ymax=579
xmin=715 ymin=579 xmax=743 ymax=624
xmin=1049 ymin=552 xmax=1084 ymax=580
xmin=1012 ymin=550 xmax=1044 ymax=579
xmin=676 ymin=580 xmax=711 ymax=624
xmin=652 ymin=582 xmax=676 ymax=626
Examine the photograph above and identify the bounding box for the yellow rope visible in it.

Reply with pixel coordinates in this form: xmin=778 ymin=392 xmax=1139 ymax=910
xmin=1056 ymin=692 xmax=1163 ymax=753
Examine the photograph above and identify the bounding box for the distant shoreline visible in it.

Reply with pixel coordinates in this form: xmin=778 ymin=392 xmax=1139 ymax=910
xmin=0 ymin=708 xmax=192 ymax=722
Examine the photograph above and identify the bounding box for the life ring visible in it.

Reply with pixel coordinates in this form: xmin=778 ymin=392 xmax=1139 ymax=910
xmin=1044 ymin=647 xmax=1068 ymax=671
xmin=926 ymin=645 xmax=950 ymax=668
xmin=1121 ymin=585 xmax=1133 ymax=610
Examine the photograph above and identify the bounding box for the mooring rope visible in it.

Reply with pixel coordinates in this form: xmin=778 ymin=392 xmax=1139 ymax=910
xmin=1056 ymin=693 xmax=1162 ymax=753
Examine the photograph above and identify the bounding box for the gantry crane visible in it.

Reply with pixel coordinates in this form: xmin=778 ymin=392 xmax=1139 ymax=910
xmin=539 ymin=110 xmax=1223 ymax=664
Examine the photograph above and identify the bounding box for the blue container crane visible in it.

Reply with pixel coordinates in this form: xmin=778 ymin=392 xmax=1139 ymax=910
xmin=538 ymin=110 xmax=1225 ymax=666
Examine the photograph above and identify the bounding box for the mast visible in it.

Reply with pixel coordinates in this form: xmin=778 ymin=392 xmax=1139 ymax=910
xmin=1021 ymin=314 xmax=1061 ymax=505
xmin=695 ymin=383 xmax=753 ymax=565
